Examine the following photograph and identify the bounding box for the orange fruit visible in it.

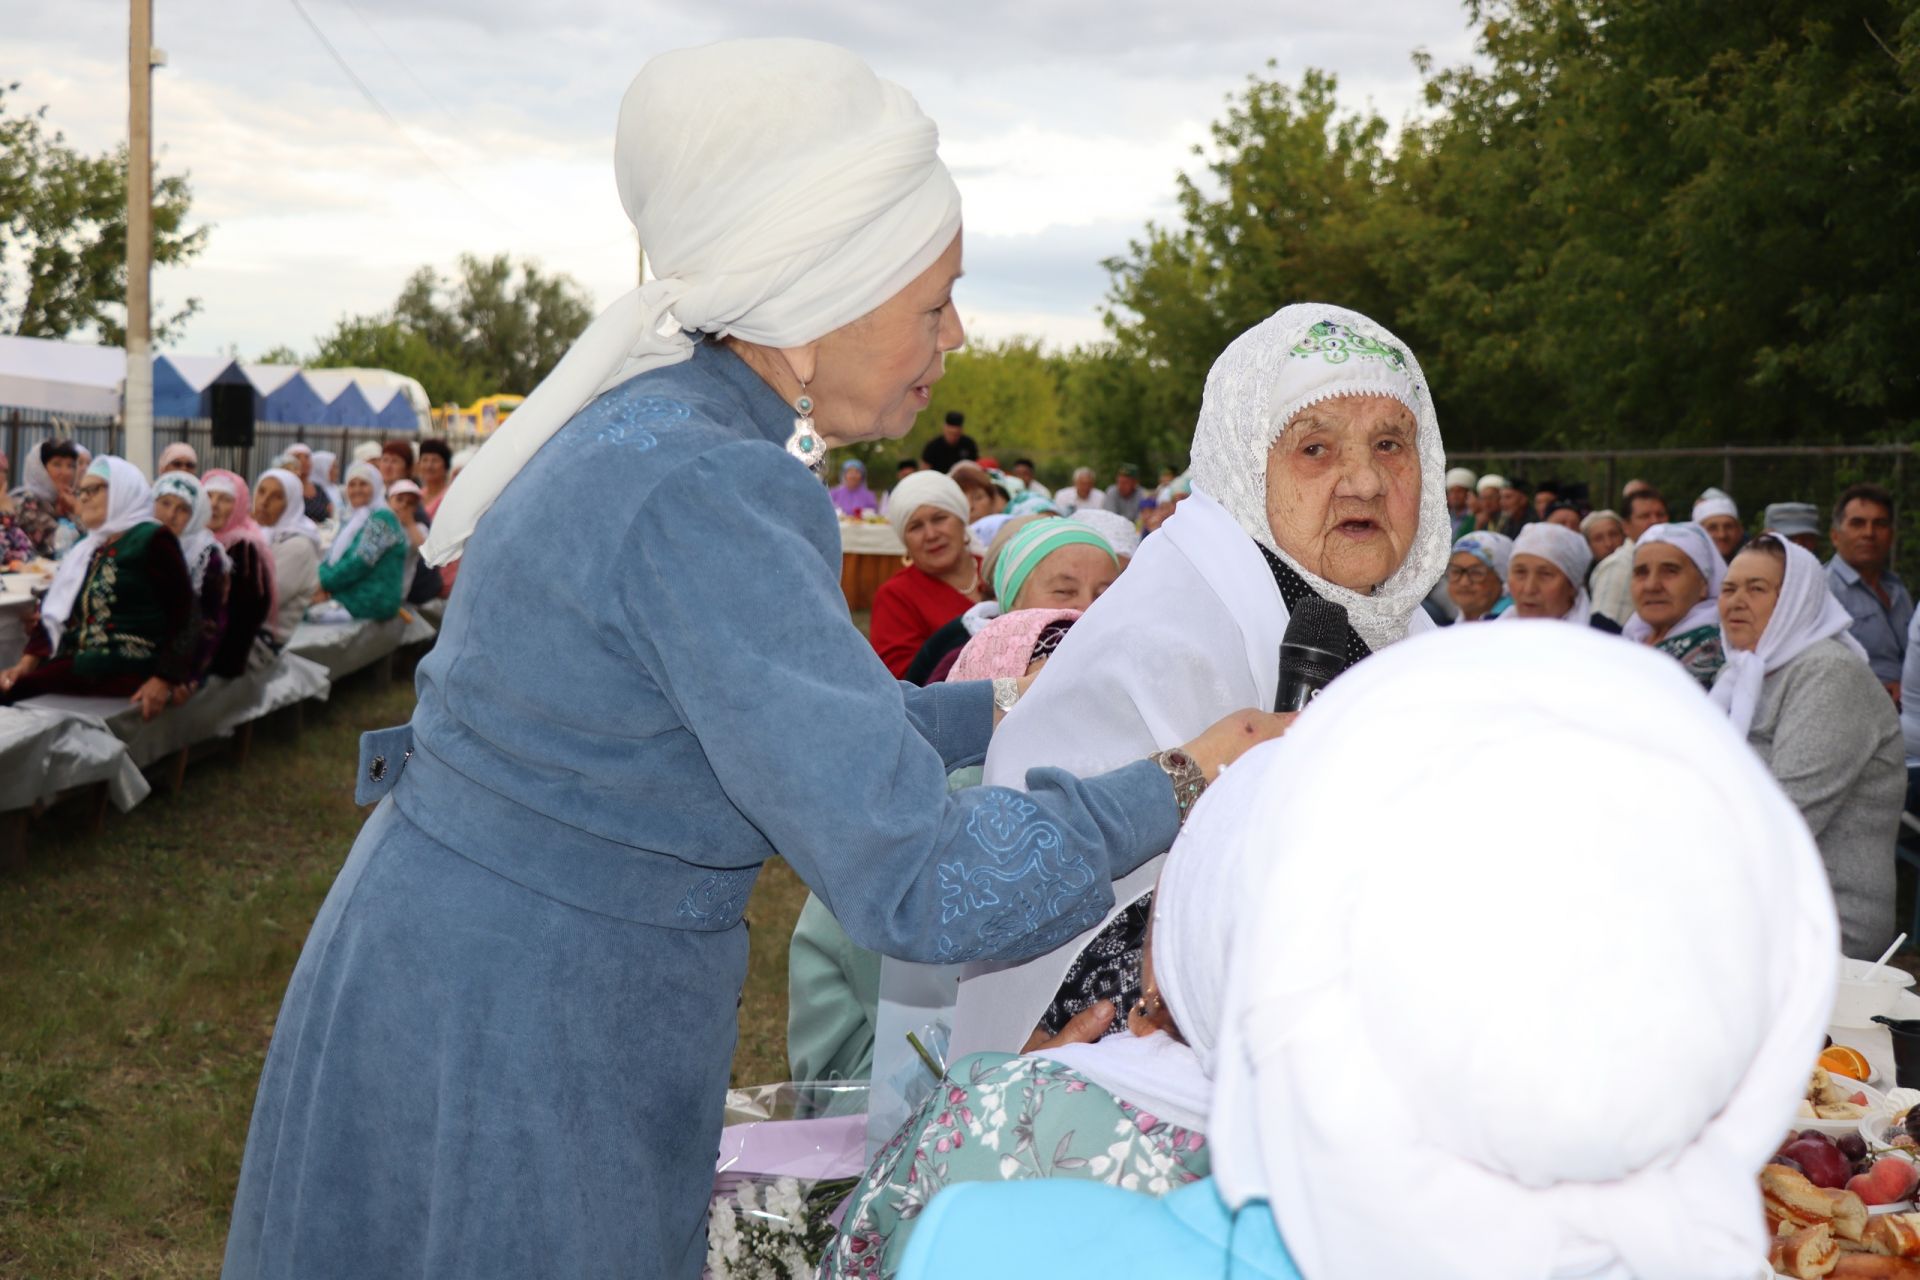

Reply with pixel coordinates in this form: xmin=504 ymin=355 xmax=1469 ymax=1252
xmin=1820 ymin=1045 xmax=1873 ymax=1081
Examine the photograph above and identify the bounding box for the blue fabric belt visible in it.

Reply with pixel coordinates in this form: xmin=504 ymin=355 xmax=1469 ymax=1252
xmin=358 ymin=724 xmax=760 ymax=931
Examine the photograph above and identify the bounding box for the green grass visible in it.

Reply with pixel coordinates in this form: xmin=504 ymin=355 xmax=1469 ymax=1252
xmin=0 ymin=674 xmax=811 ymax=1276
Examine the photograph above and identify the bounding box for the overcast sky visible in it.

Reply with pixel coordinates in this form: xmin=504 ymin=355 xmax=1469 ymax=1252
xmin=6 ymin=0 xmax=1478 ymax=362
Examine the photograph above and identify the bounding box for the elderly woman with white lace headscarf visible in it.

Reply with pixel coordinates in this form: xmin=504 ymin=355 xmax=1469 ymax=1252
xmin=937 ymin=303 xmax=1449 ymax=1064
xmin=152 ymin=471 xmax=231 ymax=690
xmin=895 ymin=624 xmax=1841 ymax=1280
xmin=223 ymin=40 xmax=1288 ymax=1280
xmin=1716 ymin=534 xmax=1900 ymax=958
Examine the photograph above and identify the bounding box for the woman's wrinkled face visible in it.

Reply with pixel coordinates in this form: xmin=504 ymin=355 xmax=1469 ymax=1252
xmin=809 ymin=232 xmax=966 ymax=445
xmin=1508 ymin=553 xmax=1577 ymax=619
xmin=416 ymin=453 xmax=447 ymax=488
xmin=154 ymin=493 xmax=192 ymax=535
xmin=1631 ymin=541 xmax=1707 ymax=632
xmin=346 ymin=475 xmax=373 ymax=509
xmin=207 ymin=489 xmax=235 ymax=531
xmin=1446 ymin=550 xmax=1503 ymax=620
xmin=253 ymin=481 xmax=286 ymax=527
xmin=902 ymin=506 xmax=967 ymax=578
xmin=74 ymin=472 xmax=110 ymax=529
xmin=1586 ymin=517 xmax=1625 ymax=563
xmin=1264 ymin=394 xmax=1421 ymax=593
xmin=1719 ymin=547 xmax=1784 ymax=652
xmin=1010 ymin=544 xmax=1118 ymax=612
xmin=376 ymin=454 xmax=409 ymax=485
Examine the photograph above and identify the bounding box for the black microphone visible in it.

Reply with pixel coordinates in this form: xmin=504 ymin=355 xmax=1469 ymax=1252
xmin=1275 ymin=598 xmax=1352 ymax=712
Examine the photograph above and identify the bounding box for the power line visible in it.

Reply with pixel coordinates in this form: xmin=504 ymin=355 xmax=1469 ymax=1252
xmin=333 ymin=0 xmax=462 ymax=128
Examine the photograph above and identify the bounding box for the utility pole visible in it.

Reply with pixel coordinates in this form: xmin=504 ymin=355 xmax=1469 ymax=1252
xmin=125 ymin=0 xmax=158 ymax=476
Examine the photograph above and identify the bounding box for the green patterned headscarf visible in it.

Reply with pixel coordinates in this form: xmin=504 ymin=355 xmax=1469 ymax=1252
xmin=992 ymin=519 xmax=1117 ymax=606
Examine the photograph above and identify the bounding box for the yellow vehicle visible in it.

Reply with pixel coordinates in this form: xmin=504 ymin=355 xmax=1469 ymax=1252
xmin=432 ymin=394 xmax=526 ymax=438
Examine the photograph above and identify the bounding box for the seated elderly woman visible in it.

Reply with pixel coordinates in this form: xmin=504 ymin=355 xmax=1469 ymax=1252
xmin=869 ymin=470 xmax=983 ymax=678
xmin=947 ymin=461 xmax=1007 ymax=524
xmin=788 ymin=607 xmax=1084 ymax=1089
xmin=153 ymin=472 xmax=230 ymax=690
xmin=310 ymin=462 xmax=407 ymax=623
xmin=1627 ymin=521 xmax=1726 ymax=690
xmin=157 ymin=442 xmax=199 ymax=476
xmin=9 ymin=438 xmax=82 ymax=558
xmin=898 ymin=625 xmax=1840 ymax=1280
xmin=253 ymin=469 xmax=322 ymax=644
xmin=832 ymin=458 xmax=880 ymax=517
xmin=1502 ymin=522 xmax=1621 ymax=633
xmin=819 ymin=616 xmax=1229 ymax=1277
xmin=935 ymin=303 xmax=1449 ymax=1065
xmin=202 ymin=468 xmax=277 ymax=677
xmin=1446 ymin=531 xmax=1511 ymax=622
xmin=907 ymin=517 xmax=1118 ymax=684
xmin=0 ymin=458 xmax=195 ymax=719
xmin=1715 ymin=534 xmax=1901 ymax=958
xmin=283 ymin=444 xmax=333 ymax=524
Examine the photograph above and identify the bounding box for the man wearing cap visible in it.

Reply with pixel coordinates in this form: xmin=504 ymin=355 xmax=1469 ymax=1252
xmin=1474 ymin=474 xmax=1506 ymax=533
xmin=1825 ymin=483 xmax=1911 ymax=703
xmin=919 ymin=410 xmax=979 ymax=473
xmin=1693 ymin=488 xmax=1746 ymax=562
xmin=1764 ymin=501 xmax=1823 ymax=554
xmin=1101 ymin=464 xmax=1144 ymax=522
xmin=1446 ymin=467 xmax=1477 ymax=541
xmin=1496 ymin=477 xmax=1534 ymax=538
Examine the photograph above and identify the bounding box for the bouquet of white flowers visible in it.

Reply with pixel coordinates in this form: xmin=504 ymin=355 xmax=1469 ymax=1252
xmin=703 ymin=1081 xmax=870 ymax=1280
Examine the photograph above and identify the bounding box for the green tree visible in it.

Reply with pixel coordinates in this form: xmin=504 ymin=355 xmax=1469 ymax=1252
xmin=0 ymin=83 xmax=208 ymax=343
xmin=306 ymin=316 xmax=481 ymax=407
xmin=393 ymin=253 xmax=594 ymax=397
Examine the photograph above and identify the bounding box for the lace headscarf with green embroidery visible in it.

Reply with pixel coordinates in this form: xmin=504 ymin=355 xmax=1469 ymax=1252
xmin=1189 ymin=303 xmax=1449 ymax=652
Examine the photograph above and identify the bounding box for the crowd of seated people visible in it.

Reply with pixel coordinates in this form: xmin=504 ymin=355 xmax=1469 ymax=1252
xmin=787 ymin=311 xmax=1911 ymax=1280
xmin=0 ymin=434 xmax=475 ymax=718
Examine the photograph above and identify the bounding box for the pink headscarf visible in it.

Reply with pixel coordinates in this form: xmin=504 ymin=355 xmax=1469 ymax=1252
xmin=949 ymin=607 xmax=1081 ymax=682
xmin=202 ymin=467 xmax=277 ymax=619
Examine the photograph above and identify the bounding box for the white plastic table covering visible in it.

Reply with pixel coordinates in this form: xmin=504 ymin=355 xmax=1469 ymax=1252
xmin=0 ymin=705 xmax=149 ymax=813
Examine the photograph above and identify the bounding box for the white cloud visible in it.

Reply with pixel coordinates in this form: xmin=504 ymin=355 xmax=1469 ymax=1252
xmin=3 ymin=0 xmax=1478 ymax=360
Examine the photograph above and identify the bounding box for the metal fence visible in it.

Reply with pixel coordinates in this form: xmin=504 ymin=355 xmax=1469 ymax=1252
xmin=2 ymin=407 xmax=405 ymax=481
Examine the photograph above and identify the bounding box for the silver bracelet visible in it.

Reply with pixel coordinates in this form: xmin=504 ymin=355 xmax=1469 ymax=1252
xmin=1148 ymin=748 xmax=1208 ymax=823
xmin=992 ymin=677 xmax=1021 ymax=713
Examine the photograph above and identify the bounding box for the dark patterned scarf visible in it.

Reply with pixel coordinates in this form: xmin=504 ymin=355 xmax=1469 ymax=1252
xmin=1255 ymin=541 xmax=1374 ymax=666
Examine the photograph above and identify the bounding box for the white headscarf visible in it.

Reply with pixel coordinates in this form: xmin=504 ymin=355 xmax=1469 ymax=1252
xmin=1208 ymin=624 xmax=1838 ymax=1280
xmin=1190 ymin=303 xmax=1448 ymax=653
xmin=1711 ymin=536 xmax=1871 ymax=735
xmin=257 ymin=468 xmax=320 ymax=548
xmin=1452 ymin=530 xmax=1514 ymax=583
xmin=153 ymin=472 xmax=228 ymax=594
xmin=1502 ymin=522 xmax=1594 ymax=625
xmin=312 ymin=449 xmax=342 ymax=510
xmin=41 ymin=457 xmax=157 ymax=653
xmin=884 ymin=469 xmax=971 ymax=544
xmin=1693 ymin=489 xmax=1739 ymax=523
xmin=15 ymin=439 xmax=65 ymax=503
xmin=1028 ymin=746 xmax=1266 ymax=1132
xmin=1623 ymin=521 xmax=1725 ymax=644
xmin=1070 ymin=508 xmax=1142 ymax=559
xmin=327 ymin=461 xmax=389 ymax=565
xmin=423 ymin=38 xmax=963 ymax=567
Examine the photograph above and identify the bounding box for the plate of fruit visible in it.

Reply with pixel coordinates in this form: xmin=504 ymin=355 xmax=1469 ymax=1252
xmin=1821 ymin=1044 xmax=1884 ymax=1090
xmin=1797 ymin=1067 xmax=1887 ymax=1137
xmin=1772 ymin=1129 xmax=1919 ymax=1211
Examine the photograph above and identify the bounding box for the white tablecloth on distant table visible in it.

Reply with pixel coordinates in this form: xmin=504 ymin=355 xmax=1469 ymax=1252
xmin=839 ymin=522 xmax=904 ymax=557
xmin=285 ymin=612 xmax=437 ymax=682
xmin=0 ymin=705 xmax=150 ymax=813
xmin=18 ymin=653 xmax=332 ymax=769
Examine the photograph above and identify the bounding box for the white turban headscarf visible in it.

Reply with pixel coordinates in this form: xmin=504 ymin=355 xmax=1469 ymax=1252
xmin=41 ymin=457 xmax=157 ymax=653
xmin=423 ymin=38 xmax=963 ymax=566
xmin=884 ymin=469 xmax=971 ymax=545
xmin=1502 ymin=521 xmax=1594 ymax=625
xmin=1189 ymin=303 xmax=1449 ymax=652
xmin=1711 ymin=536 xmax=1871 ymax=736
xmin=1208 ymin=624 xmax=1838 ymax=1280
xmin=1624 ymin=521 xmax=1725 ymax=644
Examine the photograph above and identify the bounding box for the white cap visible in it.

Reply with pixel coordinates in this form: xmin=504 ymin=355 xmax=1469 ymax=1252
xmin=1477 ymin=473 xmax=1509 ymax=493
xmin=1445 ymin=467 xmax=1478 ymax=491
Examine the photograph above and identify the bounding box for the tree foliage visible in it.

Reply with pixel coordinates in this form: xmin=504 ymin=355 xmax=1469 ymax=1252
xmin=284 ymin=253 xmax=595 ymax=406
xmin=0 ymin=84 xmax=208 ymax=344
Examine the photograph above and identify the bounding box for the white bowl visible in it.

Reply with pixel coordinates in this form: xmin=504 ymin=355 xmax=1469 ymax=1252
xmin=1794 ymin=1074 xmax=1887 ymax=1138
xmin=1833 ymin=958 xmax=1917 ymax=1028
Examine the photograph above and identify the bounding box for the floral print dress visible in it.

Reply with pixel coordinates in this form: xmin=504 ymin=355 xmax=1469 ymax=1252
xmin=819 ymin=1051 xmax=1209 ymax=1279
xmin=1657 ymin=622 xmax=1726 ymax=692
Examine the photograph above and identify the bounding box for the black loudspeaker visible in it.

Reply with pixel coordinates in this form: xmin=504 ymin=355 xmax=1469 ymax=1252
xmin=209 ymin=382 xmax=256 ymax=447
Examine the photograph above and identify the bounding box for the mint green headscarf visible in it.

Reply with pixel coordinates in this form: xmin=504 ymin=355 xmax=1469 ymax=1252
xmin=992 ymin=519 xmax=1116 ymax=606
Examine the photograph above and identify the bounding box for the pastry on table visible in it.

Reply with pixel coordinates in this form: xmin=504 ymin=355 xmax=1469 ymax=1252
xmin=1866 ymin=1213 xmax=1920 ymax=1259
xmin=1772 ymin=1222 xmax=1840 ymax=1278
xmin=1766 ymin=1163 xmax=1870 ymax=1242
